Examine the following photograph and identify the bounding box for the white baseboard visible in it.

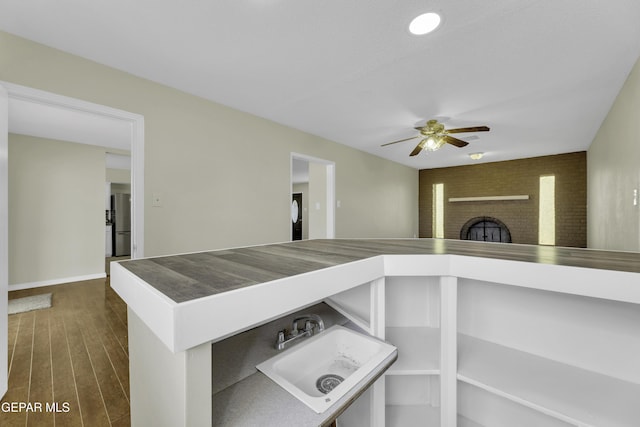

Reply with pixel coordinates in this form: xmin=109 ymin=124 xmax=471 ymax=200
xmin=8 ymin=272 xmax=107 ymax=291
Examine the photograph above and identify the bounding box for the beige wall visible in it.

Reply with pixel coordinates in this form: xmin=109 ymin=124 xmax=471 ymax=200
xmin=107 ymin=168 xmax=130 ymax=184
xmin=8 ymin=134 xmax=105 ymax=286
xmin=588 ymin=56 xmax=640 ymax=252
xmin=1 ymin=31 xmax=418 ymax=258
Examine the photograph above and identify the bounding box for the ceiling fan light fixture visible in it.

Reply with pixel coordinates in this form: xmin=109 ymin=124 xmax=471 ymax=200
xmin=469 ymin=152 xmax=484 ymax=160
xmin=381 ymin=118 xmax=489 ymax=157
xmin=423 ymin=136 xmax=445 ymax=151
xmin=409 ymin=12 xmax=441 ymax=35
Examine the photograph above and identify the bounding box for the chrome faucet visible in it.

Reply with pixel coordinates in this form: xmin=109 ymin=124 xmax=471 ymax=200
xmin=292 ymin=314 xmax=325 ymax=335
xmin=275 ymin=314 xmax=325 ymax=350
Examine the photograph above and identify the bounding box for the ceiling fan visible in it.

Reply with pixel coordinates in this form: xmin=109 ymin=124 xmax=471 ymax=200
xmin=382 ymin=119 xmax=490 ymax=156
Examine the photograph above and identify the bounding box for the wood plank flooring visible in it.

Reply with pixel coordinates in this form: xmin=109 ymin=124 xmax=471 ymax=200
xmin=1 ymin=278 xmax=130 ymax=426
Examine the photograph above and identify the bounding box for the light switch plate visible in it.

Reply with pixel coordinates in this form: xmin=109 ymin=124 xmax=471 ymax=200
xmin=152 ymin=192 xmax=162 ymax=207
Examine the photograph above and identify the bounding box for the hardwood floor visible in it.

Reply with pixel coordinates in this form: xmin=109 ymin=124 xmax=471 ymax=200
xmin=1 ymin=278 xmax=130 ymax=426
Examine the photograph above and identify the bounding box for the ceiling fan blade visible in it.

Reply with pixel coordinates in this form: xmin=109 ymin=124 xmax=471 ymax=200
xmin=443 ymin=135 xmax=469 ymax=148
xmin=381 ymin=136 xmax=419 ymax=147
xmin=446 ymin=126 xmax=490 ymax=134
xmin=409 ymin=142 xmax=424 ymax=156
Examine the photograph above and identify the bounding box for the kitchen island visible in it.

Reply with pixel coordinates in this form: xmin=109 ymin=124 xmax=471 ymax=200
xmin=111 ymin=239 xmax=640 ymax=427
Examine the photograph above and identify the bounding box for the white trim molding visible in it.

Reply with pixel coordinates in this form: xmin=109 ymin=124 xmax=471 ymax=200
xmin=0 ymin=83 xmax=9 ymax=398
xmin=8 ymin=273 xmax=107 ymax=292
xmin=290 ymin=152 xmax=336 ymax=239
xmin=0 ymin=80 xmax=145 ymax=259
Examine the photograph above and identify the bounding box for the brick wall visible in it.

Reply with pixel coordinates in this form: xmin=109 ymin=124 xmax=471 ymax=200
xmin=418 ymin=152 xmax=587 ymax=247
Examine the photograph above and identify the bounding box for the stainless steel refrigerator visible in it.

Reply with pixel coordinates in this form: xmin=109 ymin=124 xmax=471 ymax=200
xmin=111 ymin=193 xmax=131 ymax=256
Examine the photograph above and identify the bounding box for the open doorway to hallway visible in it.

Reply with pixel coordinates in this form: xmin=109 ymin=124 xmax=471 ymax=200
xmin=0 ymin=81 xmax=144 ymax=401
xmin=290 ymin=153 xmax=335 ymax=240
xmin=106 ymin=153 xmax=132 ymax=274
xmin=2 ymin=81 xmax=144 ymax=291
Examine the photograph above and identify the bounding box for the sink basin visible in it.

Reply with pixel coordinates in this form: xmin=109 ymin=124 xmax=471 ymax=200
xmin=256 ymin=325 xmax=397 ymax=413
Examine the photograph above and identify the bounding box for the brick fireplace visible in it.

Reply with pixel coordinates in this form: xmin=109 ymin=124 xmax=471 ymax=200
xmin=460 ymin=216 xmax=512 ymax=243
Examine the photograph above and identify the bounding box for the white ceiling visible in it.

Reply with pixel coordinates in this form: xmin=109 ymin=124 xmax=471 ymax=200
xmin=2 ymin=0 xmax=640 ymax=169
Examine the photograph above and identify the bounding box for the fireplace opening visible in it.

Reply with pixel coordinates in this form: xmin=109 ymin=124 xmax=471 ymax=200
xmin=460 ymin=216 xmax=512 ymax=243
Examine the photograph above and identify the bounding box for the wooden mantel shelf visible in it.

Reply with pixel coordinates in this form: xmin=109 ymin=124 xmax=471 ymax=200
xmin=448 ymin=195 xmax=529 ymax=202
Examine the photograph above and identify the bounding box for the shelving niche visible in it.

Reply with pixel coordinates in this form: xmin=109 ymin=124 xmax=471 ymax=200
xmin=384 ymin=276 xmax=441 ymax=426
xmin=458 ymin=381 xmax=573 ymax=427
xmin=386 ymin=375 xmax=440 ymax=425
xmin=457 ymin=278 xmax=640 ymax=427
xmin=329 ymin=272 xmax=640 ymax=427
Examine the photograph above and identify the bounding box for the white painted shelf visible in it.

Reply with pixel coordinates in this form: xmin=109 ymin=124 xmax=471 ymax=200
xmin=385 ymin=406 xmax=484 ymax=427
xmin=457 ymin=334 xmax=640 ymax=427
xmin=386 ymin=404 xmax=439 ymax=426
xmin=458 ymin=415 xmax=485 ymax=427
xmin=385 ymin=327 xmax=440 ymax=375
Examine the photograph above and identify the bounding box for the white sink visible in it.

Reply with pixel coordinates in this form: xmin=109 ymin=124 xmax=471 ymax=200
xmin=256 ymin=325 xmax=397 ymax=413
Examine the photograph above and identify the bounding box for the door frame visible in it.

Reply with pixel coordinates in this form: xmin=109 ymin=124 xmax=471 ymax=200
xmin=0 ymin=82 xmax=144 ymax=399
xmin=0 ymin=83 xmax=8 ymax=398
xmin=0 ymin=80 xmax=145 ymax=258
xmin=290 ymin=153 xmax=335 ymax=239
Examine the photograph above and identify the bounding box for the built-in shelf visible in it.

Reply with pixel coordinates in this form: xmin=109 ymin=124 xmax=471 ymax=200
xmin=385 ymin=406 xmax=485 ymax=427
xmin=385 ymin=327 xmax=440 ymax=375
xmin=448 ymin=195 xmax=529 ymax=202
xmin=325 ymin=298 xmax=370 ymax=333
xmin=386 ymin=404 xmax=439 ymax=426
xmin=457 ymin=334 xmax=640 ymax=427
xmin=457 ymin=414 xmax=485 ymax=427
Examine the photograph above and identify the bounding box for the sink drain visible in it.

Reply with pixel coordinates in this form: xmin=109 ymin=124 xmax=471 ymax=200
xmin=316 ymin=374 xmax=344 ymax=394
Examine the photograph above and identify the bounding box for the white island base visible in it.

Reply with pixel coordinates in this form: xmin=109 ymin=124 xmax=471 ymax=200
xmin=112 ymin=243 xmax=640 ymax=427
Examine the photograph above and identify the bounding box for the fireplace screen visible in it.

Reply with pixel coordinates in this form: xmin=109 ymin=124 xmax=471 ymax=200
xmin=460 ymin=217 xmax=512 ymax=243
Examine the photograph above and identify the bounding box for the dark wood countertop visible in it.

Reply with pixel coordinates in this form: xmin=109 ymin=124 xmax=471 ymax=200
xmin=118 ymin=239 xmax=640 ymax=304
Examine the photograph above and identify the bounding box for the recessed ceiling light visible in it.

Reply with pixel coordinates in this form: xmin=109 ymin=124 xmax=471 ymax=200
xmin=409 ymin=12 xmax=441 ymax=35
xmin=469 ymin=152 xmax=484 ymax=160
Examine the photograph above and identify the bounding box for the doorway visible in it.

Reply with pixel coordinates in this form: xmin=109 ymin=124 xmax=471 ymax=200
xmin=1 ymin=81 xmax=144 ymax=262
xmin=292 ymin=192 xmax=303 ymax=240
xmin=290 ymin=153 xmax=335 ymax=240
